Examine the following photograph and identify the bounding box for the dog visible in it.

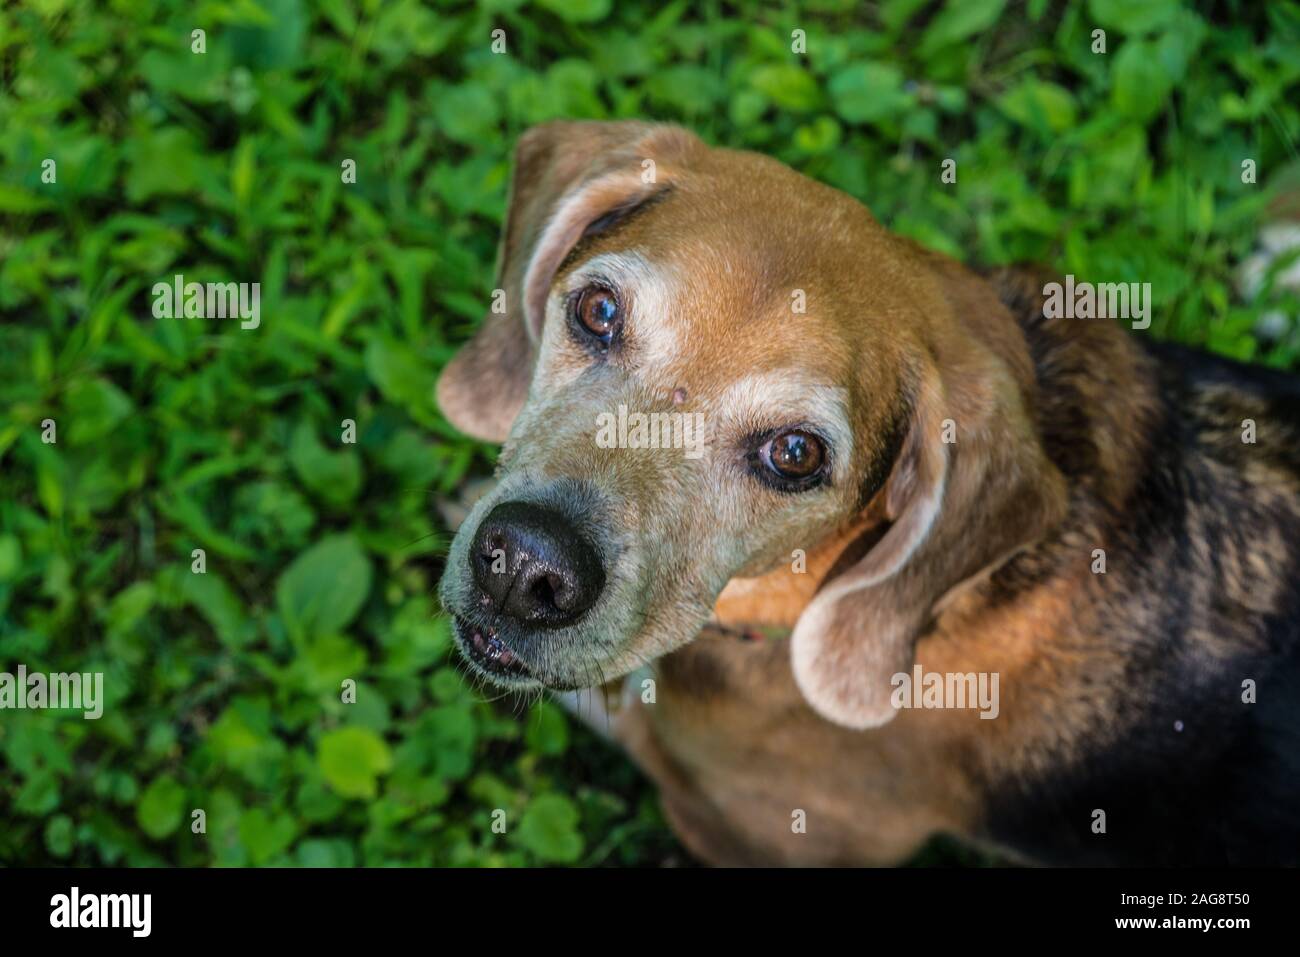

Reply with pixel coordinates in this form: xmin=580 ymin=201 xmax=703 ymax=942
xmin=436 ymin=120 xmax=1300 ymax=866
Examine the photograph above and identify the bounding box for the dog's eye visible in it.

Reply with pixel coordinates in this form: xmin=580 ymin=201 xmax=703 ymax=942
xmin=753 ymin=430 xmax=827 ymax=490
xmin=766 ymin=431 xmax=824 ymax=478
xmin=573 ymin=286 xmax=621 ymax=344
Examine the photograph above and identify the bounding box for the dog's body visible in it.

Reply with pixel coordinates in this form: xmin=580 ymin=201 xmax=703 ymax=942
xmin=436 ymin=121 xmax=1300 ymax=867
xmin=604 ymin=268 xmax=1300 ymax=866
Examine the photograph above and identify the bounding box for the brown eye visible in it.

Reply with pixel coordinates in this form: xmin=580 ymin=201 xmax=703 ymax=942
xmin=574 ymin=286 xmax=620 ymax=342
xmin=764 ymin=430 xmax=825 ymax=481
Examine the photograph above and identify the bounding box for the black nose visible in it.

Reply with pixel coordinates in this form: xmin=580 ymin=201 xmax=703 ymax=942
xmin=470 ymin=501 xmax=605 ymax=627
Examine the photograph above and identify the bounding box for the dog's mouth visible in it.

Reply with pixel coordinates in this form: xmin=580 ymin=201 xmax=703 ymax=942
xmin=452 ymin=617 xmax=534 ymax=681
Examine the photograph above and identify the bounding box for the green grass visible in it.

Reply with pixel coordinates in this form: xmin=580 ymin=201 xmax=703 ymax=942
xmin=1 ymin=0 xmax=1298 ymax=866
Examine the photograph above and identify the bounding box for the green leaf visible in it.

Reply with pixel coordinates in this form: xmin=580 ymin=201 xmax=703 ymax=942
xmin=429 ymin=667 xmax=471 ymax=704
xmin=63 ymin=378 xmax=134 ymax=446
xmin=298 ymin=634 xmax=367 ymax=692
xmin=536 ymin=0 xmax=611 ymax=22
xmin=996 ymin=79 xmax=1078 ymax=133
xmin=646 ymin=65 xmax=725 ymax=113
xmin=524 ymin=702 xmax=570 ymax=757
xmin=318 ymin=727 xmax=393 ymax=799
xmin=828 ymin=63 xmax=908 ymax=124
xmin=516 ymin=794 xmax=584 ymax=863
xmin=44 ymin=815 xmax=75 ymax=858
xmin=288 ymin=421 xmax=362 ymax=507
xmin=729 ymin=89 xmax=767 ymax=126
xmin=276 ymin=534 xmax=372 ymax=640
xmin=1088 ymin=0 xmax=1180 ymax=34
xmin=123 ymin=127 xmax=208 ymax=202
xmin=0 ymin=184 xmax=53 ymax=213
xmin=364 ymin=337 xmax=436 ymax=414
xmin=425 ymin=704 xmax=478 ymax=780
xmin=918 ymin=0 xmax=1007 ymax=57
xmin=371 ymin=0 xmax=454 ymax=63
xmin=182 ymin=572 xmax=251 ymax=648
xmin=434 ymin=85 xmax=501 ymax=146
xmin=105 ymin=581 xmax=156 ymax=637
xmin=749 ymin=65 xmax=822 ymax=112
xmin=15 ymin=770 xmax=61 ymax=816
xmin=1111 ymin=40 xmax=1175 ymax=120
xmin=296 ymin=838 xmax=356 ymax=867
xmin=794 ymin=116 xmax=843 ymax=154
xmin=881 ymin=0 xmax=932 ymax=31
xmin=136 ymin=775 xmax=185 ymax=840
xmin=229 ymin=0 xmax=309 ymax=70
xmin=0 ymin=535 xmax=23 ymax=581
xmin=238 ymin=808 xmax=298 ymax=865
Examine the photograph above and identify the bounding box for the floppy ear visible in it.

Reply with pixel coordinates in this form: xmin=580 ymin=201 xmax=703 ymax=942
xmin=436 ymin=120 xmax=700 ymax=441
xmin=790 ymin=323 xmax=1069 ymax=730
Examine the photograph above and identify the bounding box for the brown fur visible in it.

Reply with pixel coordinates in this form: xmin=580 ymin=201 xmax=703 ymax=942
xmin=437 ymin=122 xmax=1300 ymax=866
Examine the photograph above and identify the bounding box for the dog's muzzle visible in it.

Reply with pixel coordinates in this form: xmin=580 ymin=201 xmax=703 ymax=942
xmin=453 ymin=500 xmax=606 ymax=681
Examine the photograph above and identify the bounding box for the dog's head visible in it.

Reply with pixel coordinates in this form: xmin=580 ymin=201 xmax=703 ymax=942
xmin=437 ymin=121 xmax=1067 ymax=728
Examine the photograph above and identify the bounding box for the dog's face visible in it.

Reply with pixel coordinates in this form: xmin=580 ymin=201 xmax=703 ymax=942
xmin=437 ymin=122 xmax=1067 ymax=727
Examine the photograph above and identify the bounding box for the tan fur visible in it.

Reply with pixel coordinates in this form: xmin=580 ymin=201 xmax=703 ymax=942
xmin=436 ymin=121 xmax=1299 ymax=866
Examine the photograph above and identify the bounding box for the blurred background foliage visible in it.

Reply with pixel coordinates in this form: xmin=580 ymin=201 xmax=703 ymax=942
xmin=1 ymin=0 xmax=1298 ymax=866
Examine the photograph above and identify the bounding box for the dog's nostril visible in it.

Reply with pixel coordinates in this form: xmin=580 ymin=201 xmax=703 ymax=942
xmin=529 ymin=573 xmax=560 ymax=610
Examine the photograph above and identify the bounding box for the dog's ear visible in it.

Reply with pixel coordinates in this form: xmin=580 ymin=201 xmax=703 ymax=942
xmin=791 ymin=296 xmax=1069 ymax=730
xmin=436 ymin=120 xmax=700 ymax=441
